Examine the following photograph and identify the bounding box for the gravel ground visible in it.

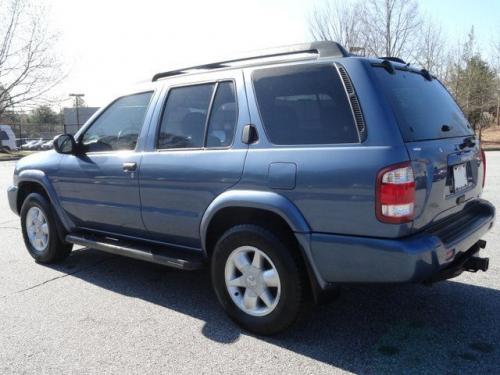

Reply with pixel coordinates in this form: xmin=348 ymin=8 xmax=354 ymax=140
xmin=0 ymin=153 xmax=499 ymax=375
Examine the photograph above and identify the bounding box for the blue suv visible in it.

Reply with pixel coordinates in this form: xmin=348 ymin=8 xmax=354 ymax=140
xmin=7 ymin=42 xmax=495 ymax=334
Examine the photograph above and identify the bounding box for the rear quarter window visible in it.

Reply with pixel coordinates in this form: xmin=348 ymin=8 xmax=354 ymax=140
xmin=252 ymin=64 xmax=359 ymax=145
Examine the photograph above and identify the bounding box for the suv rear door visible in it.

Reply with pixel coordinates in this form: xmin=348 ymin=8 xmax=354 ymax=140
xmin=139 ymin=70 xmax=249 ymax=249
xmin=372 ymin=66 xmax=484 ymax=232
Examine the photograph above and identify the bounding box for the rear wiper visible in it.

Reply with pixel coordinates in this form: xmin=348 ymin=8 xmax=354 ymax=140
xmin=459 ymin=136 xmax=476 ymax=149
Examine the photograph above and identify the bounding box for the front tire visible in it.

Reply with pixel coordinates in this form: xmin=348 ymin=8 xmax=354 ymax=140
xmin=211 ymin=224 xmax=305 ymax=335
xmin=20 ymin=193 xmax=72 ymax=263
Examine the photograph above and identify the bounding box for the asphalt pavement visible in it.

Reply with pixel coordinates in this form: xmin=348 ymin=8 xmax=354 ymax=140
xmin=0 ymin=153 xmax=499 ymax=374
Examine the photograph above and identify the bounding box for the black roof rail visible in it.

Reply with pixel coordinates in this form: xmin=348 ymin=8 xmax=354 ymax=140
xmin=152 ymin=41 xmax=349 ymax=82
xmin=378 ymin=56 xmax=407 ymax=64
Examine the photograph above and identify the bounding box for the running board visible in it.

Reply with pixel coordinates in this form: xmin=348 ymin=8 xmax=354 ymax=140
xmin=65 ymin=234 xmax=205 ymax=270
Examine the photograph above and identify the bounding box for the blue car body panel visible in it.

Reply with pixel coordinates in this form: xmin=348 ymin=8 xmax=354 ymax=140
xmin=54 ymin=151 xmax=146 ymax=237
xmin=310 ymin=200 xmax=494 ymax=283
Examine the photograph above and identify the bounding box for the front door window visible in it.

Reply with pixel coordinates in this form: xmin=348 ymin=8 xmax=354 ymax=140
xmin=81 ymin=92 xmax=153 ymax=152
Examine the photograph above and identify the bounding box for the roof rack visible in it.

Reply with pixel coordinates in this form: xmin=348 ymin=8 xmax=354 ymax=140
xmin=152 ymin=41 xmax=349 ymax=82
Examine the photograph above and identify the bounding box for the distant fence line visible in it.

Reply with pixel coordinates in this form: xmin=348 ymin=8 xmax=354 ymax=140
xmin=9 ymin=123 xmax=65 ymax=140
xmin=3 ymin=107 xmax=100 ymax=141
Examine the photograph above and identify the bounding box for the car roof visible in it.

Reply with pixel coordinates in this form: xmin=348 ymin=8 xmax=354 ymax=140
xmin=151 ymin=41 xmax=349 ymax=83
xmin=121 ymin=42 xmax=427 ymax=98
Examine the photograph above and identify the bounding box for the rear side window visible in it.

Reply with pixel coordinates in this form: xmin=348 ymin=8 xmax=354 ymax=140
xmin=158 ymin=84 xmax=215 ymax=149
xmin=206 ymin=82 xmax=237 ymax=147
xmin=373 ymin=68 xmax=473 ymax=142
xmin=252 ymin=64 xmax=359 ymax=145
xmin=158 ymin=81 xmax=238 ymax=149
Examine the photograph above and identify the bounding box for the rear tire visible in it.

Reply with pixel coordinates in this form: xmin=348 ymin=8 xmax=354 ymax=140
xmin=211 ymin=224 xmax=305 ymax=335
xmin=20 ymin=193 xmax=72 ymax=263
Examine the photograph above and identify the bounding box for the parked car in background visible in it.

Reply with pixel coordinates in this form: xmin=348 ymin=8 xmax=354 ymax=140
xmin=0 ymin=125 xmax=18 ymax=151
xmin=21 ymin=140 xmax=38 ymax=150
xmin=41 ymin=139 xmax=54 ymax=150
xmin=7 ymin=42 xmax=495 ymax=335
xmin=23 ymin=138 xmax=45 ymax=151
xmin=31 ymin=139 xmax=46 ymax=150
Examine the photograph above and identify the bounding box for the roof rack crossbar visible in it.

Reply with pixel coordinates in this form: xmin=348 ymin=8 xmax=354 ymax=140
xmin=152 ymin=41 xmax=348 ymax=81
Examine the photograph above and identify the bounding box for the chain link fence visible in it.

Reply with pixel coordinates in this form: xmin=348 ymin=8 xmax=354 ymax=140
xmin=9 ymin=123 xmax=65 ymax=142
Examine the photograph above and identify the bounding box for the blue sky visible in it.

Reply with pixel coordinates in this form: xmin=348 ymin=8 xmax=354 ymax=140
xmin=419 ymin=0 xmax=499 ymax=53
xmin=46 ymin=0 xmax=499 ymax=107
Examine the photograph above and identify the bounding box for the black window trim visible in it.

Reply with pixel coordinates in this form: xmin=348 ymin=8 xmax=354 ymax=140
xmin=251 ymin=62 xmax=364 ymax=148
xmin=155 ymin=79 xmax=239 ymax=152
xmin=78 ymin=90 xmax=155 ymax=155
xmin=334 ymin=63 xmax=367 ymax=142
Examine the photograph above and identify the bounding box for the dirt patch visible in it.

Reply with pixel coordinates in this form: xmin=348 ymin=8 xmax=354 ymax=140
xmin=481 ymin=126 xmax=500 ymax=149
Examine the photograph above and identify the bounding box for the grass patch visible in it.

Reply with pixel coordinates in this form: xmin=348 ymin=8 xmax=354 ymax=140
xmin=0 ymin=150 xmax=34 ymax=161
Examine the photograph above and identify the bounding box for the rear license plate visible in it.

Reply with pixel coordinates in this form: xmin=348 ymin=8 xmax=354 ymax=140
xmin=453 ymin=163 xmax=468 ymax=191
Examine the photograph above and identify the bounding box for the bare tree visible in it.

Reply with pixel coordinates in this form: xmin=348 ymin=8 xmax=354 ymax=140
xmin=309 ymin=0 xmax=423 ymax=61
xmin=361 ymin=0 xmax=422 ymax=60
xmin=0 ymin=0 xmax=62 ymax=117
xmin=309 ymin=0 xmax=365 ymax=53
xmin=414 ymin=18 xmax=445 ymax=75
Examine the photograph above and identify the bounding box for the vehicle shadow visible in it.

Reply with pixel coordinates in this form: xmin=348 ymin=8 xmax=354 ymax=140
xmin=49 ymin=248 xmax=499 ymax=374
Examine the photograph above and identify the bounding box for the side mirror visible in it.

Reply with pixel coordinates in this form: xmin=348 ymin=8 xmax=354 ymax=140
xmin=53 ymin=134 xmax=77 ymax=154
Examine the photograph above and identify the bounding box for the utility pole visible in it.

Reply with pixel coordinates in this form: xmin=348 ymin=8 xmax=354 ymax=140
xmin=496 ymin=89 xmax=500 ymax=127
xmin=69 ymin=93 xmax=85 ymax=130
xmin=19 ymin=109 xmax=23 ymax=142
xmin=350 ymin=47 xmax=366 ymax=56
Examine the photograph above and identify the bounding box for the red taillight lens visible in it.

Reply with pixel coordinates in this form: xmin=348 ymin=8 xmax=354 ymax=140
xmin=480 ymin=149 xmax=486 ymax=188
xmin=376 ymin=162 xmax=416 ymax=224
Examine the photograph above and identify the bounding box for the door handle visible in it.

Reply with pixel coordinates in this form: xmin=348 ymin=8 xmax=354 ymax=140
xmin=122 ymin=162 xmax=137 ymax=172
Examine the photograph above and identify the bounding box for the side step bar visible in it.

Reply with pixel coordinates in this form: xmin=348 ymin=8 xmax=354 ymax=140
xmin=66 ymin=234 xmax=205 ymax=270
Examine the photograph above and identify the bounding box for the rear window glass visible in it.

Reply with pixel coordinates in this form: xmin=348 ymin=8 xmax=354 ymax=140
xmin=158 ymin=84 xmax=215 ymax=149
xmin=252 ymin=65 xmax=359 ymax=145
xmin=373 ymin=68 xmax=473 ymax=142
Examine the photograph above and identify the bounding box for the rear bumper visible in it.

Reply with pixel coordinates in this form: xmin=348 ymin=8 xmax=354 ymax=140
xmin=310 ymin=200 xmax=495 ymax=284
xmin=7 ymin=185 xmax=18 ymax=215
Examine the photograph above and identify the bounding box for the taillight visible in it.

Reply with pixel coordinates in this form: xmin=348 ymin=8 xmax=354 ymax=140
xmin=376 ymin=162 xmax=416 ymax=224
xmin=480 ymin=149 xmax=486 ymax=188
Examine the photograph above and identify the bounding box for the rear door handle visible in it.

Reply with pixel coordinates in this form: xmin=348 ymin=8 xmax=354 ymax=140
xmin=122 ymin=162 xmax=137 ymax=172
